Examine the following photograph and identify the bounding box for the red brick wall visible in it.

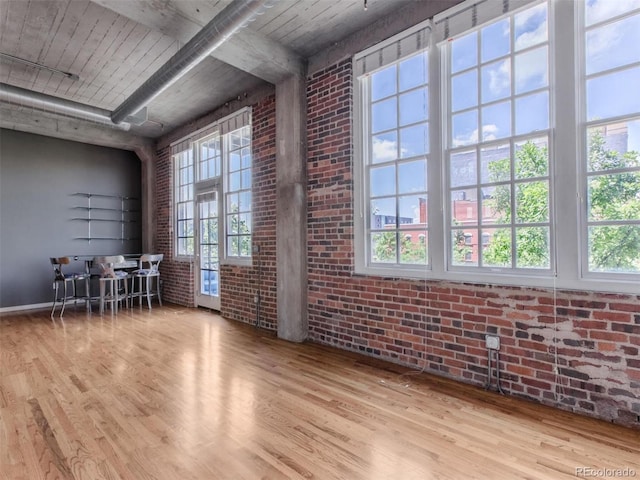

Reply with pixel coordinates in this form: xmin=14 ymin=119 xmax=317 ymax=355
xmin=155 ymin=146 xmax=194 ymax=307
xmin=154 ymin=96 xmax=278 ymax=330
xmin=221 ymin=95 xmax=278 ymax=329
xmin=306 ymin=59 xmax=640 ymax=428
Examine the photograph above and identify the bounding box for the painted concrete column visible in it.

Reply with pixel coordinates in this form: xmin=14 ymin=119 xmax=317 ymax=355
xmin=134 ymin=145 xmax=157 ymax=254
xmin=276 ymin=74 xmax=308 ymax=342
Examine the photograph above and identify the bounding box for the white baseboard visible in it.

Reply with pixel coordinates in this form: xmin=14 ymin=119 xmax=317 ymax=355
xmin=0 ymin=302 xmax=52 ymax=313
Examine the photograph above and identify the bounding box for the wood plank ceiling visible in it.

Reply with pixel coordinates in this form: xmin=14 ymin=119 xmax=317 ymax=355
xmin=0 ymin=0 xmax=455 ymax=148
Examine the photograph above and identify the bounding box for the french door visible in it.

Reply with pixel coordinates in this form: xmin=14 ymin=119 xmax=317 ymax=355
xmin=195 ymin=189 xmax=221 ymax=310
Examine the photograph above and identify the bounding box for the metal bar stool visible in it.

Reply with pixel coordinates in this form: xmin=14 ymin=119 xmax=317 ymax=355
xmin=94 ymin=255 xmax=129 ymax=314
xmin=50 ymin=257 xmax=90 ymax=318
xmin=131 ymin=254 xmax=163 ymax=309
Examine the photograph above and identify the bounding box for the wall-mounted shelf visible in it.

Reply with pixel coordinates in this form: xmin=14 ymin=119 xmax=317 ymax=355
xmin=71 ymin=193 xmax=140 ymax=242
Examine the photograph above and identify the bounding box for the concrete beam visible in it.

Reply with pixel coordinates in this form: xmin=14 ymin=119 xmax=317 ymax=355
xmin=276 ymin=74 xmax=307 ymax=342
xmin=0 ymin=106 xmax=153 ymax=152
xmin=91 ymin=0 xmax=303 ymax=84
xmin=308 ymin=0 xmax=462 ymax=75
xmin=133 ymin=144 xmax=158 ymax=254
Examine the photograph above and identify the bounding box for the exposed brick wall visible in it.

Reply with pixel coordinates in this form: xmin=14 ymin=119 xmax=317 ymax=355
xmin=221 ymin=95 xmax=278 ymax=329
xmin=155 ymin=146 xmax=194 ymax=307
xmin=153 ymin=95 xmax=278 ymax=327
xmin=306 ymin=59 xmax=640 ymax=428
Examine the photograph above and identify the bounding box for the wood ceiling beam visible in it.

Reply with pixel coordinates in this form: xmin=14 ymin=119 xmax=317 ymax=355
xmin=90 ymin=0 xmax=304 ymax=84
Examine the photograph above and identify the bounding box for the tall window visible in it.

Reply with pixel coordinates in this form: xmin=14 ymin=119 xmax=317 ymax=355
xmin=172 ymin=109 xmax=252 ymax=263
xmin=582 ymin=0 xmax=640 ymax=276
xmin=355 ymin=23 xmax=431 ymax=274
xmin=174 ymin=149 xmax=194 ymax=257
xmin=445 ymin=2 xmax=551 ymax=271
xmin=225 ymin=126 xmax=253 ymax=257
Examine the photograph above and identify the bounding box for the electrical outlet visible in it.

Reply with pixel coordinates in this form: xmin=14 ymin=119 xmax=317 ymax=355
xmin=486 ymin=335 xmax=500 ymax=350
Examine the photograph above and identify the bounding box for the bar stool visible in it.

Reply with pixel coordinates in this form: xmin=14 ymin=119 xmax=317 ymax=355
xmin=50 ymin=257 xmax=90 ymax=318
xmin=94 ymin=255 xmax=129 ymax=314
xmin=131 ymin=254 xmax=163 ymax=309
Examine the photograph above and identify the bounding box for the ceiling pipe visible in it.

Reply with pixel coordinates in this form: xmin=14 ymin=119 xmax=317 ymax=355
xmin=0 ymin=82 xmax=131 ymax=131
xmin=110 ymin=0 xmax=274 ymax=125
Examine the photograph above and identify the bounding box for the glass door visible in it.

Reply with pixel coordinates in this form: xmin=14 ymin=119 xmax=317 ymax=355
xmin=196 ymin=190 xmax=221 ymax=310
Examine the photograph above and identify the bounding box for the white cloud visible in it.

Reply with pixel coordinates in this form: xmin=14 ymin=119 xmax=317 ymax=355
xmin=515 ymin=46 xmax=547 ymax=92
xmin=515 ymin=18 xmax=547 ymax=51
xmin=372 ymin=137 xmax=405 ymax=162
xmin=586 ymin=0 xmax=640 ymax=26
xmin=453 ymin=124 xmax=499 ymax=147
xmin=489 ymin=60 xmax=510 ymax=97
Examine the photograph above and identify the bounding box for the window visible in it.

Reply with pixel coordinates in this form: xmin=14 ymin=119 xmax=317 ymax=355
xmin=355 ymin=23 xmax=431 ymax=274
xmin=353 ymin=0 xmax=638 ymax=293
xmin=174 ymin=149 xmax=194 ymax=257
xmin=172 ymin=109 xmax=252 ymax=263
xmin=582 ymin=1 xmax=640 ymax=276
xmin=446 ymin=2 xmax=551 ymax=271
xmin=225 ymin=126 xmax=252 ymax=258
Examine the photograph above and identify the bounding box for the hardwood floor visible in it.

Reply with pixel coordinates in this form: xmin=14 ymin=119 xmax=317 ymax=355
xmin=1 ymin=305 xmax=638 ymax=480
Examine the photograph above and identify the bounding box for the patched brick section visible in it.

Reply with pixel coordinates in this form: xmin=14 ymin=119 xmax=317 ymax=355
xmin=221 ymin=95 xmax=277 ymax=330
xmin=305 ymin=58 xmax=640 ymax=428
xmin=155 ymin=146 xmax=194 ymax=307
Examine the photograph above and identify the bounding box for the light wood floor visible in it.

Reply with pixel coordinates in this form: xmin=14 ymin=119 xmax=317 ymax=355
xmin=1 ymin=305 xmax=638 ymax=480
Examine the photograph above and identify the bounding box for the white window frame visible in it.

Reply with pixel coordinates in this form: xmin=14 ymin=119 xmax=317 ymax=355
xmin=171 ymin=108 xmax=253 ymax=266
xmin=353 ymin=0 xmax=639 ymax=294
xmin=173 ymin=149 xmax=194 ymax=260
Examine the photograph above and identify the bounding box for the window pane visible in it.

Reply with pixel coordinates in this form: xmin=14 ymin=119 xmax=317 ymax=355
xmin=481 ymin=59 xmax=510 ymax=103
xmin=482 ymin=185 xmax=511 ymax=224
xmin=481 ymin=19 xmax=510 ymax=62
xmin=239 ymin=191 xmax=252 ymax=212
xmin=229 ymin=172 xmax=241 ymax=190
xmin=482 ymin=227 xmax=512 ymax=267
xmin=450 ymin=150 xmax=477 ymax=187
xmin=371 ymin=198 xmax=396 ymax=228
xmin=515 ymin=46 xmax=548 ymax=94
xmin=585 ymin=0 xmax=640 ymax=27
xmin=515 ymin=226 xmax=549 ymax=268
xmin=452 ymin=110 xmax=478 ymax=147
xmin=587 ymin=67 xmax=640 ymax=120
xmin=399 ymin=88 xmax=428 ymax=126
xmin=480 ymin=185 xmax=511 ymax=225
xmin=514 ymin=3 xmax=548 ymax=51
xmin=399 ymin=54 xmax=427 ymax=92
xmin=399 ymin=195 xmax=428 ymax=226
xmin=241 ymin=170 xmax=251 ymax=189
xmin=370 ymin=165 xmax=396 ymax=196
xmin=482 ymin=101 xmax=511 ymax=140
xmin=481 ymin=143 xmax=510 ymax=183
xmin=452 ymin=70 xmax=478 ymax=112
xmin=451 ymin=188 xmax=478 ymax=224
xmin=241 ymin=148 xmax=252 ymax=168
xmin=515 ymin=138 xmax=549 ymax=179
xmin=586 ymin=14 xmax=640 ymax=75
xmin=372 ymin=132 xmax=398 ymax=163
xmin=587 ymin=120 xmax=640 ymax=172
xmin=230 ymin=151 xmax=241 ymax=171
xmin=516 ymin=181 xmax=549 ymax=223
xmin=515 ymin=92 xmax=549 ymax=135
xmin=399 ymin=123 xmax=429 ymax=158
xmin=451 ymin=31 xmax=477 ymax=73
xmin=451 ymin=229 xmax=478 ymax=266
xmin=371 ymin=232 xmax=397 ymax=263
xmin=400 ymin=230 xmax=428 ymax=265
xmin=372 ymin=65 xmax=397 ymax=101
xmin=398 ymin=160 xmax=427 ymax=194
xmin=588 ymin=172 xmax=640 ymax=221
xmin=372 ymin=97 xmax=398 ymax=133
xmin=588 ymin=225 xmax=640 ymax=273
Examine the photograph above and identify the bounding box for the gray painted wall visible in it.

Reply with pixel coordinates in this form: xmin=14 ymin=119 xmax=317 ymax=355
xmin=0 ymin=129 xmax=141 ymax=309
